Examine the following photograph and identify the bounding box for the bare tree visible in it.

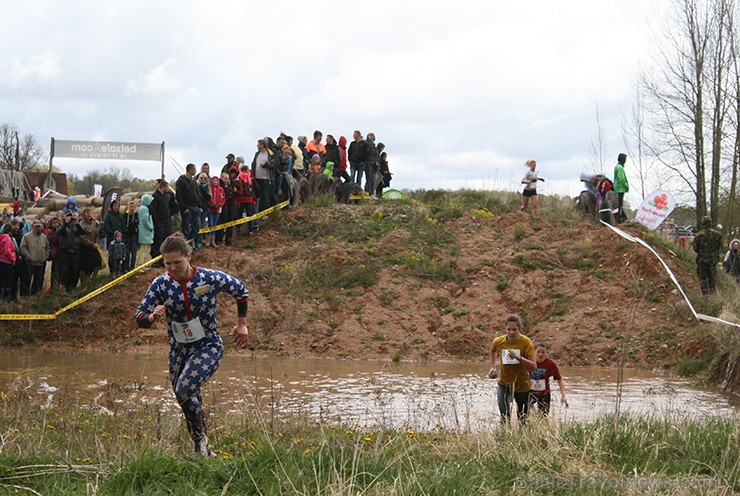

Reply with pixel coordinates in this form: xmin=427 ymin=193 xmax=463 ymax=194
xmin=724 ymin=0 xmax=740 ymax=232
xmin=586 ymin=101 xmax=610 ymax=174
xmin=0 ymin=123 xmax=46 ymax=171
xmin=622 ymin=82 xmax=652 ymax=200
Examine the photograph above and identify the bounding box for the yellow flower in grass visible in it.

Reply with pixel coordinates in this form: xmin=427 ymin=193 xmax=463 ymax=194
xmin=303 ymin=447 xmax=312 ymax=455
xmin=82 ymin=457 xmax=92 ymax=463
xmin=407 ymin=430 xmax=416 ymax=438
xmin=212 ymin=449 xmax=233 ymax=459
xmin=471 ymin=208 xmax=495 ymax=220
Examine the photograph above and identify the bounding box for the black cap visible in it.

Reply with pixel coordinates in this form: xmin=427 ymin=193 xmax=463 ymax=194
xmin=226 ymin=153 xmax=235 ymax=159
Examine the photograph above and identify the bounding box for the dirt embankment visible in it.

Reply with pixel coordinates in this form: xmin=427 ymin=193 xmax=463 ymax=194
xmin=1 ymin=203 xmax=710 ymax=370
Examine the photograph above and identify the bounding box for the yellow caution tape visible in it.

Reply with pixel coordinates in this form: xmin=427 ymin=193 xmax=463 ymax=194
xmin=198 ymin=200 xmax=289 ymax=234
xmin=54 ymin=255 xmax=163 ymax=316
xmin=0 ymin=313 xmax=56 ymax=320
xmin=2 ymin=201 xmax=291 ymax=321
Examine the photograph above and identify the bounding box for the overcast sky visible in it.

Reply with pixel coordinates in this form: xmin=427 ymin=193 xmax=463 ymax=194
xmin=1 ymin=0 xmax=663 ymax=205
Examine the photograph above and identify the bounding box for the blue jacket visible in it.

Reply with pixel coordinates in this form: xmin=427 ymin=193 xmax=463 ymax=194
xmin=138 ymin=195 xmax=154 ymax=244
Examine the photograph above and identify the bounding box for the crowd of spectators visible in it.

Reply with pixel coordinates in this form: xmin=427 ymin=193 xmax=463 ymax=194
xmin=0 ymin=130 xmax=391 ymax=300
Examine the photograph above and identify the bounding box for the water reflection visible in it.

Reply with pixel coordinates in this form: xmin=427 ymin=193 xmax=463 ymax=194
xmin=0 ymin=351 xmax=736 ymax=430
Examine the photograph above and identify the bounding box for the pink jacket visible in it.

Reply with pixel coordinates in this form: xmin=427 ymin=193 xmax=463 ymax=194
xmin=0 ymin=234 xmax=17 ymax=265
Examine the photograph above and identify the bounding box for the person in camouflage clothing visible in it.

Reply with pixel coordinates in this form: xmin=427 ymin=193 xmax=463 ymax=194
xmin=692 ymin=216 xmax=723 ymax=294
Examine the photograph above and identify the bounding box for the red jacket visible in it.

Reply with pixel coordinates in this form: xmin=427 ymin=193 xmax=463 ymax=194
xmin=239 ymin=170 xmax=256 ymax=206
xmin=208 ymin=184 xmax=226 ymax=213
xmin=339 ymin=136 xmax=348 ymax=172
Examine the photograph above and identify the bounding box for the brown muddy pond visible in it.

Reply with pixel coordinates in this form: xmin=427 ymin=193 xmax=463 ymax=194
xmin=0 ymin=351 xmax=736 ymax=430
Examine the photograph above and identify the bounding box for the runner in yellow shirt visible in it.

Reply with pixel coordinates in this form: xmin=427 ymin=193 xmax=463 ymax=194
xmin=488 ymin=314 xmax=536 ymax=423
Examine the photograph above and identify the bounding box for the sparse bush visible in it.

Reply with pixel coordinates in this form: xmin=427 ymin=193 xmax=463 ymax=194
xmin=513 ymin=222 xmax=527 ymax=241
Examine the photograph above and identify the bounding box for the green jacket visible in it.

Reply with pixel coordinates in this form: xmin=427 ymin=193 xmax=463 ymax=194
xmin=613 ymin=163 xmax=629 ymax=193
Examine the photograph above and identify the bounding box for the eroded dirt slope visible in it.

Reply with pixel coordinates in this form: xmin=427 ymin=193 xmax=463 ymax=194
xmin=5 ymin=203 xmax=707 ymax=369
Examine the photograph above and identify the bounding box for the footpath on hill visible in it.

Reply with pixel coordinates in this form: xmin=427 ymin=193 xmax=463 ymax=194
xmin=1 ymin=199 xmax=714 ymax=370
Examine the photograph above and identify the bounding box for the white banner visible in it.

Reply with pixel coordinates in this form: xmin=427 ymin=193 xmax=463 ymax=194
xmin=93 ymin=184 xmax=103 ymax=197
xmin=53 ymin=139 xmax=162 ymax=161
xmin=601 ymin=220 xmax=740 ymax=329
xmin=635 ymin=190 xmax=675 ymax=231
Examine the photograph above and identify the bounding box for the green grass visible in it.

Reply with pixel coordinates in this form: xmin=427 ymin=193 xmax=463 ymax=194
xmin=677 ymin=357 xmax=704 ymax=377
xmin=0 ymin=389 xmax=737 ymax=495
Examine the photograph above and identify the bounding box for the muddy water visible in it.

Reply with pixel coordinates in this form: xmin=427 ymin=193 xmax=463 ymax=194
xmin=0 ymin=351 xmax=736 ymax=430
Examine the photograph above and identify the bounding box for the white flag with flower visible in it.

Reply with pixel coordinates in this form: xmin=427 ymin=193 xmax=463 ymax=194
xmin=635 ymin=190 xmax=675 ymax=231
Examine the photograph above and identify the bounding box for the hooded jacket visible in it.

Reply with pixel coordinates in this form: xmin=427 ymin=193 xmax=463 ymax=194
xmin=613 ymin=162 xmax=629 ymax=193
xmin=103 ymin=207 xmax=126 ymax=241
xmin=723 ymin=238 xmax=740 ymax=275
xmin=138 ymin=195 xmax=155 ymax=244
xmin=62 ymin=198 xmax=78 ymax=216
xmin=208 ymin=179 xmax=226 ymax=213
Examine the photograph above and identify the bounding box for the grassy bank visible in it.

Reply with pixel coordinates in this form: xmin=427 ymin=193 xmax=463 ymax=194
xmin=0 ymin=386 xmax=737 ymax=495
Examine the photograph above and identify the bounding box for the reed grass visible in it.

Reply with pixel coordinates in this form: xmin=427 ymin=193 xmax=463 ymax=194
xmin=0 ymin=379 xmax=737 ymax=495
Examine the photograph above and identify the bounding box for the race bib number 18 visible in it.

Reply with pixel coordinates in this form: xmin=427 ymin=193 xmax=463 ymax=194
xmin=172 ymin=318 xmax=206 ymax=343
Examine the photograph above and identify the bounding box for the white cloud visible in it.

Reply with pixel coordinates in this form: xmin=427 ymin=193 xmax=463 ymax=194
xmin=0 ymin=0 xmax=660 ymax=206
xmin=125 ymin=59 xmax=187 ymax=96
xmin=6 ymin=52 xmax=61 ymax=88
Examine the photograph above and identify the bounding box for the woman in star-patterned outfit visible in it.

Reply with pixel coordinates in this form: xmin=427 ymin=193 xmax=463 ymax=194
xmin=135 ymin=233 xmax=249 ymax=457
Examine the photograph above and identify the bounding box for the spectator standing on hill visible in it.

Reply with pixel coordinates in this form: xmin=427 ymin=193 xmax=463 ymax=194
xmin=723 ymin=239 xmax=740 ymax=283
xmin=692 ymin=215 xmax=722 ymax=294
xmin=0 ymin=224 xmax=17 ymax=300
xmin=364 ymin=133 xmax=379 ymax=195
xmin=297 ymin=136 xmax=310 ymax=174
xmin=108 ymin=231 xmax=127 ymax=277
xmin=488 ymin=314 xmax=536 ymax=423
xmin=123 ymin=200 xmax=139 ymax=271
xmin=215 ymin=173 xmax=232 ymax=246
xmin=222 ymin=169 xmax=241 ymax=244
xmin=305 ymin=130 xmax=326 ymax=163
xmin=46 ymin=217 xmax=61 ymax=289
xmin=150 ymin=180 xmax=175 ymax=265
xmin=337 ymin=136 xmax=351 ymax=182
xmin=56 ymin=211 xmax=84 ymax=291
xmin=324 ymin=135 xmax=343 ymax=181
xmin=78 ymin=207 xmax=102 ymax=283
xmin=103 ymin=200 xmax=126 ymax=248
xmin=135 ymin=233 xmax=250 ymax=457
xmin=287 ymin=136 xmax=304 ymax=175
xmin=238 ymin=163 xmax=257 ymax=235
xmin=520 ymin=159 xmax=545 ymax=216
xmin=221 ymin=153 xmax=236 ymax=176
xmin=138 ymin=194 xmax=154 ymax=264
xmin=348 ymin=130 xmax=367 ymax=185
xmin=9 ymin=219 xmax=25 ymax=299
xmin=206 ymin=176 xmax=225 ymax=247
xmin=20 ymin=219 xmax=50 ymax=296
xmin=613 ymin=153 xmax=629 ymax=224
xmin=375 ymin=143 xmax=392 ymax=198
xmin=252 ymin=139 xmax=275 ymax=213
xmin=195 ymin=173 xmax=211 ymax=250
xmin=529 ymin=342 xmax=568 ymax=416
xmin=176 ymin=163 xmax=202 ymax=244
